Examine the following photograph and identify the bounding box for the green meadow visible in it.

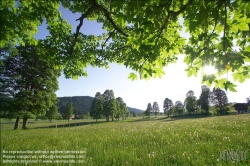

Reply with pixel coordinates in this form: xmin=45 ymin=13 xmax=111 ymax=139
xmin=1 ymin=115 xmax=250 ymax=166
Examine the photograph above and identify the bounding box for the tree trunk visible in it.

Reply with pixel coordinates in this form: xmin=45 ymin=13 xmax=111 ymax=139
xmin=22 ymin=117 xmax=28 ymax=129
xmin=112 ymin=117 xmax=114 ymax=122
xmin=14 ymin=117 xmax=20 ymax=130
xmin=106 ymin=117 xmax=109 ymax=122
xmin=35 ymin=115 xmax=39 ymax=121
xmin=96 ymin=119 xmax=97 ymax=122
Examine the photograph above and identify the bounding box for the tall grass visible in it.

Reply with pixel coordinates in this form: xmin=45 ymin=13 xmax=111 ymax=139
xmin=1 ymin=115 xmax=249 ymax=165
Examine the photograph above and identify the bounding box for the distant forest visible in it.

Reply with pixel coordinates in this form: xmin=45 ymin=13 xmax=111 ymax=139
xmin=57 ymin=96 xmax=143 ymax=117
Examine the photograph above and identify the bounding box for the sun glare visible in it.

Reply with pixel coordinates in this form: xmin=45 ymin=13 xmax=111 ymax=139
xmin=203 ymin=66 xmax=216 ymax=75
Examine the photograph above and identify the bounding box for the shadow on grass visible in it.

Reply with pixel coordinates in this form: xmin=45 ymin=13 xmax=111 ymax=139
xmin=35 ymin=121 xmax=107 ymax=129
xmin=129 ymin=114 xmax=212 ymax=123
xmin=27 ymin=114 xmax=234 ymax=129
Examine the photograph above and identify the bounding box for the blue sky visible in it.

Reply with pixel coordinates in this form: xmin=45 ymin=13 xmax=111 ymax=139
xmin=36 ymin=6 xmax=250 ymax=111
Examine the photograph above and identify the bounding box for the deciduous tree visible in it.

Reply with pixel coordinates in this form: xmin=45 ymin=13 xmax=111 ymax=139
xmin=0 ymin=45 xmax=59 ymax=129
xmin=185 ymin=96 xmax=197 ymax=115
xmin=46 ymin=105 xmax=59 ymax=122
xmin=163 ymin=98 xmax=173 ymax=117
xmin=103 ymin=90 xmax=115 ymax=121
xmin=2 ymin=0 xmax=250 ymax=90
xmin=174 ymin=101 xmax=185 ymax=116
xmin=184 ymin=90 xmax=197 ymax=114
xmin=132 ymin=111 xmax=137 ymax=117
xmin=108 ymin=99 xmax=118 ymax=122
xmin=152 ymin=102 xmax=160 ymax=118
xmin=90 ymin=92 xmax=104 ymax=122
xmin=145 ymin=103 xmax=152 ymax=118
xmin=64 ymin=102 xmax=73 ymax=122
xmin=116 ymin=97 xmax=126 ymax=121
xmin=246 ymin=96 xmax=250 ymax=104
xmin=197 ymin=85 xmax=211 ymax=115
xmin=186 ymin=90 xmax=194 ymax=98
xmin=123 ymin=104 xmax=130 ymax=120
xmin=210 ymin=88 xmax=228 ymax=114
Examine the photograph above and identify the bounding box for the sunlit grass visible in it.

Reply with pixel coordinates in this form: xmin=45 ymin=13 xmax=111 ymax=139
xmin=1 ymin=115 xmax=250 ymax=165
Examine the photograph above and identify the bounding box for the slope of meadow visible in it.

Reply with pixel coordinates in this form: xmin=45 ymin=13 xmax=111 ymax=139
xmin=1 ymin=115 xmax=250 ymax=165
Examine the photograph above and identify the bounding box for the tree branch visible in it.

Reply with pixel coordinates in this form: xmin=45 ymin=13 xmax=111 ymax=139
xmin=151 ymin=0 xmax=193 ymax=53
xmin=68 ymin=5 xmax=95 ymax=56
xmin=169 ymin=0 xmax=193 ymax=16
xmin=101 ymin=30 xmax=115 ymax=53
xmin=223 ymin=0 xmax=227 ymax=54
xmin=114 ymin=45 xmax=130 ymax=52
xmin=152 ymin=0 xmax=173 ymax=52
xmin=153 ymin=14 xmax=171 ymax=51
xmin=96 ymin=4 xmax=128 ymax=37
xmin=137 ymin=2 xmax=171 ymax=8
xmin=207 ymin=1 xmax=224 ymax=42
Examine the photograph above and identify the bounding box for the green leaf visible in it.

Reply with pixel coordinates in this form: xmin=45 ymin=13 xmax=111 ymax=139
xmin=202 ymin=74 xmax=216 ymax=84
xmin=233 ymin=72 xmax=245 ymax=83
xmin=128 ymin=72 xmax=138 ymax=81
xmin=231 ymin=25 xmax=238 ymax=33
xmin=223 ymin=81 xmax=237 ymax=92
xmin=72 ymin=75 xmax=79 ymax=80
xmin=245 ymin=45 xmax=250 ymax=52
xmin=177 ymin=37 xmax=186 ymax=45
xmin=126 ymin=36 xmax=133 ymax=45
xmin=238 ymin=22 xmax=249 ymax=31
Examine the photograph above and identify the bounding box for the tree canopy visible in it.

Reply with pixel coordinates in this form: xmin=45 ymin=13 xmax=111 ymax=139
xmin=1 ymin=0 xmax=250 ymax=90
xmin=210 ymin=88 xmax=228 ymax=114
xmin=64 ymin=102 xmax=73 ymax=121
xmin=90 ymin=92 xmax=104 ymax=122
xmin=163 ymin=98 xmax=173 ymax=117
xmin=46 ymin=105 xmax=58 ymax=122
xmin=185 ymin=95 xmax=197 ymax=114
xmin=152 ymin=101 xmax=160 ymax=117
xmin=145 ymin=103 xmax=152 ymax=118
xmin=247 ymin=96 xmax=250 ymax=104
xmin=0 ymin=45 xmax=59 ymax=129
xmin=174 ymin=100 xmax=185 ymax=116
xmin=197 ymin=85 xmax=211 ymax=115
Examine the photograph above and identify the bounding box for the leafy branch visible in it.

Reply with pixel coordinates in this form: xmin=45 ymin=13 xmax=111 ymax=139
xmin=223 ymin=0 xmax=227 ymax=55
xmin=223 ymin=0 xmax=229 ymax=81
xmin=153 ymin=0 xmax=193 ymax=51
xmin=137 ymin=2 xmax=171 ymax=8
xmin=96 ymin=3 xmax=128 ymax=37
xmin=101 ymin=30 xmax=115 ymax=53
xmin=207 ymin=1 xmax=224 ymax=42
xmin=68 ymin=5 xmax=95 ymax=56
xmin=139 ymin=0 xmax=194 ymax=77
xmin=68 ymin=0 xmax=128 ymax=57
xmin=169 ymin=0 xmax=193 ymax=16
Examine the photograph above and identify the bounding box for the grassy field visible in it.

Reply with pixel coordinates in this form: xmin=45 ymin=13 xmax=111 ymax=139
xmin=1 ymin=115 xmax=250 ymax=165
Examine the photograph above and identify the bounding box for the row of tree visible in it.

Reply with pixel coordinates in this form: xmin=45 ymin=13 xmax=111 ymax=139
xmin=90 ymin=90 xmax=129 ymax=122
xmin=145 ymin=102 xmax=160 ymax=118
xmin=144 ymin=85 xmax=233 ymax=117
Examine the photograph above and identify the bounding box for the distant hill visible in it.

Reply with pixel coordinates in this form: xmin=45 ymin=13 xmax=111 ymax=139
xmin=127 ymin=107 xmax=144 ymax=115
xmin=57 ymin=96 xmax=144 ymax=116
xmin=57 ymin=96 xmax=94 ymax=117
